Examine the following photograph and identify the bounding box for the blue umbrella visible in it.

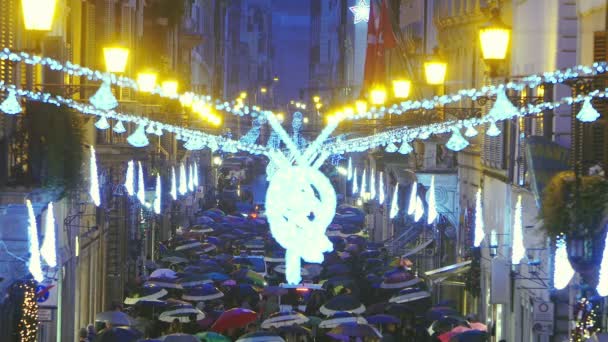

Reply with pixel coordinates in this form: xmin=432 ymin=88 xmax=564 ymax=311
xmin=319 ymin=312 xmax=367 ymax=329
xmin=196 ymin=216 xmax=215 ymax=225
xmin=182 ymin=284 xmax=224 ymax=302
xmin=327 ymin=322 xmax=382 ymax=339
xmin=365 ymin=314 xmax=400 ymax=325
xmin=206 ymin=236 xmax=222 ymax=245
xmin=203 ymin=272 xmax=230 ymax=282
xmin=236 ymin=331 xmax=285 ymax=342
xmin=145 ymin=277 xmax=183 ymax=289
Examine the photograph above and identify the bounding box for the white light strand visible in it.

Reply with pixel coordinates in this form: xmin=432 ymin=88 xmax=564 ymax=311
xmin=347 ymin=157 xmax=353 ymax=181
xmin=188 ymin=164 xmax=195 ymax=192
xmin=26 ymin=199 xmax=44 ymax=282
xmin=473 ymin=188 xmax=484 ymax=248
xmin=427 ymin=176 xmax=438 ymax=224
xmin=378 ymin=172 xmax=385 ymax=205
xmin=179 ymin=163 xmax=187 ymax=195
xmin=511 ymin=194 xmax=525 ymax=264
xmin=137 ymin=161 xmax=146 ymax=204
xmin=89 ymin=146 xmax=101 ymax=206
xmin=370 ymin=168 xmax=376 ymax=200
xmin=170 ymin=166 xmax=177 ymax=200
xmin=125 ymin=160 xmax=135 ymax=196
xmin=0 ymin=90 xmax=22 ymax=114
xmin=193 ymin=162 xmax=199 ymax=187
xmin=389 ymin=184 xmax=399 ymax=219
xmin=40 ymin=202 xmax=57 ymax=267
xmin=554 ymin=236 xmax=575 ymax=290
xmin=407 ymin=182 xmax=417 ymax=216
xmin=597 ymin=233 xmax=608 ymax=296
xmin=153 ymin=174 xmax=161 ymax=214
xmin=414 ymin=196 xmax=424 ymax=222
xmin=352 ymin=168 xmax=359 ymax=195
xmin=361 ymin=168 xmax=367 ymax=197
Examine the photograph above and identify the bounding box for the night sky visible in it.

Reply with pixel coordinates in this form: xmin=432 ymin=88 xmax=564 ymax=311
xmin=271 ymin=0 xmax=311 ymax=106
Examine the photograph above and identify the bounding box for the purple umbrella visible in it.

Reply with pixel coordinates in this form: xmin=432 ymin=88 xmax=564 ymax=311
xmin=327 ymin=322 xmax=382 ymax=339
xmin=380 ymin=272 xmax=422 ymax=289
xmin=389 ymin=287 xmax=431 ymax=304
xmin=326 ymin=263 xmax=351 ymax=275
xmin=145 ymin=277 xmax=183 ymax=289
xmin=319 ymin=312 xmax=367 ymax=328
xmin=235 ymin=331 xmax=284 ymax=342
xmin=182 ymin=284 xmax=224 ymax=302
xmin=175 ymin=239 xmax=203 ymax=252
xmin=159 ymin=304 xmax=205 ymax=323
xmin=346 ymin=235 xmax=367 ymax=245
xmin=365 ymin=314 xmax=400 ymax=325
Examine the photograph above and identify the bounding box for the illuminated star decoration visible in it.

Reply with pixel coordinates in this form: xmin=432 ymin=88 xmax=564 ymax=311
xmin=350 ymin=0 xmax=370 ymax=24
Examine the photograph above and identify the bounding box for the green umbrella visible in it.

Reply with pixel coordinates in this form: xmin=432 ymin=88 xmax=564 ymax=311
xmin=195 ymin=331 xmax=230 ymax=342
xmin=304 ymin=316 xmax=322 ymax=327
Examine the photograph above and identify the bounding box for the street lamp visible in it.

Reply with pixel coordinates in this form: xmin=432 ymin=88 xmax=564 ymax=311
xmin=260 ymin=87 xmax=268 ymax=94
xmin=355 ymin=100 xmax=368 ymax=114
xmin=424 ymin=54 xmax=447 ymax=85
xmin=21 ymin=0 xmax=56 ymax=31
xmin=213 ymin=156 xmax=223 ymax=166
xmin=479 ymin=8 xmax=511 ymax=77
xmin=137 ymin=72 xmax=157 ymax=92
xmin=313 ymin=96 xmax=320 ymax=103
xmin=161 ymin=80 xmax=178 ymax=97
xmin=370 ymin=86 xmax=387 ymax=106
xmin=103 ymin=46 xmax=130 ymax=73
xmin=240 ymin=91 xmax=247 ymax=99
xmin=392 ymin=79 xmax=412 ymax=99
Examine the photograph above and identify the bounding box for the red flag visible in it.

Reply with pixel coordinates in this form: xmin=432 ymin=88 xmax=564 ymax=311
xmin=362 ymin=0 xmax=397 ymax=93
xmin=380 ymin=0 xmax=397 ymax=49
xmin=362 ymin=0 xmax=379 ymax=91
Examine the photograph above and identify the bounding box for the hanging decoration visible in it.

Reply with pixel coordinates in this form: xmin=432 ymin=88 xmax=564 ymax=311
xmin=378 ymin=172 xmax=385 ymax=205
xmin=370 ymin=168 xmax=376 ymax=200
xmin=398 ymin=141 xmax=413 ymax=155
xmin=26 ymin=200 xmax=43 ymax=282
xmin=125 ymin=160 xmax=135 ymax=196
xmin=127 ymin=122 xmax=150 ymax=147
xmin=17 ymin=280 xmax=39 ymax=342
xmin=0 ymin=90 xmax=22 ymax=115
xmin=414 ymin=196 xmax=424 ymax=222
xmin=473 ymin=188 xmax=484 ymax=248
xmin=349 ymin=0 xmax=370 ymax=24
xmin=153 ymin=174 xmax=161 ymax=215
xmin=553 ymin=236 xmax=575 ymax=290
xmin=145 ymin=123 xmax=156 ymax=135
xmin=488 ymin=90 xmax=519 ymax=120
xmin=94 ymin=115 xmax=111 ymax=130
xmin=179 ymin=163 xmax=187 ymax=195
xmin=486 ymin=121 xmax=501 ymax=137
xmin=464 ymin=124 xmax=478 ymax=138
xmin=407 ymin=182 xmax=417 ymax=216
xmin=89 ymin=81 xmax=118 ymax=111
xmin=446 ymin=129 xmax=470 ymax=152
xmin=576 ymin=97 xmax=601 ymax=122
xmin=193 ymin=162 xmax=199 ymax=187
xmin=361 ymin=168 xmax=367 ymax=198
xmin=188 ymin=164 xmax=195 ymax=192
xmin=170 ymin=166 xmax=177 ymax=200
xmin=137 ymin=161 xmax=146 ymax=204
xmin=571 ymin=298 xmax=600 ymax=342
xmin=352 ymin=168 xmax=359 ymax=195
xmin=390 ymin=184 xmax=399 ymax=219
xmin=385 ymin=142 xmax=398 ymax=153
xmin=113 ymin=120 xmax=126 ymax=134
xmin=40 ymin=202 xmax=57 ymax=268
xmin=347 ymin=157 xmax=353 ymax=181
xmin=511 ymin=194 xmax=525 ymax=264
xmin=427 ymin=176 xmax=438 ymax=224
xmin=89 ymin=146 xmax=101 ymax=207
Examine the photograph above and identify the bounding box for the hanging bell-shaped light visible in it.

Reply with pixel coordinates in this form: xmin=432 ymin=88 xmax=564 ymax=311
xmin=488 ymin=90 xmax=518 ymax=120
xmin=95 ymin=115 xmax=111 ymax=130
xmin=113 ymin=120 xmax=127 ymax=134
xmin=90 ymin=81 xmax=118 ymax=111
xmin=446 ymin=129 xmax=469 ymax=152
xmin=576 ymin=97 xmax=601 ymax=122
xmin=486 ymin=121 xmax=501 ymax=137
xmin=464 ymin=125 xmax=479 ymax=138
xmin=127 ymin=123 xmax=150 ymax=147
xmin=1 ymin=90 xmax=23 ymax=115
xmin=385 ymin=142 xmax=398 ymax=153
xmin=398 ymin=141 xmax=413 ymax=155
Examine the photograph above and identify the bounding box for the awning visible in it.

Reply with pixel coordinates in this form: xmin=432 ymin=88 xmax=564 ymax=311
xmin=424 ymin=260 xmax=472 ymax=284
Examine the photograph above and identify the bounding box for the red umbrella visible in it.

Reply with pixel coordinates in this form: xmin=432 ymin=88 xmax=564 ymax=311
xmin=210 ymin=308 xmax=258 ymax=333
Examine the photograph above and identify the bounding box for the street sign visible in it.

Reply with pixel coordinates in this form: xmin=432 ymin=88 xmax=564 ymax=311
xmin=35 ymin=281 xmax=58 ymax=308
xmin=38 ymin=308 xmax=53 ymax=322
xmin=533 ymin=301 xmax=554 ymax=322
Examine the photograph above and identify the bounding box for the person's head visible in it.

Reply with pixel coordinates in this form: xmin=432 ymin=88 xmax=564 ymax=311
xmin=104 ymin=320 xmax=113 ymax=330
xmin=387 ymin=323 xmax=397 ymax=333
xmin=171 ymin=318 xmax=180 ymax=326
xmin=466 ymin=313 xmax=479 ymax=323
xmin=79 ymin=328 xmax=88 ymax=339
xmin=87 ymin=324 xmax=95 ymax=334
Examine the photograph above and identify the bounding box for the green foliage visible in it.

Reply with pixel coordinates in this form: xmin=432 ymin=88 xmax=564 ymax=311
xmin=25 ymin=102 xmax=84 ymax=196
xmin=540 ymin=171 xmax=608 ymax=237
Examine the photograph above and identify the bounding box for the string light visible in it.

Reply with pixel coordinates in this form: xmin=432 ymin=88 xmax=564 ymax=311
xmin=137 ymin=161 xmax=146 ymax=204
xmin=511 ymin=194 xmax=525 ymax=264
xmin=170 ymin=166 xmax=177 ymax=200
xmin=17 ymin=281 xmax=38 ymax=342
xmin=378 ymin=172 xmax=385 ymax=205
xmin=40 ymin=202 xmax=57 ymax=267
xmin=407 ymin=182 xmax=417 ymax=216
xmin=598 ymin=231 xmax=608 ymax=296
xmin=553 ymin=236 xmax=575 ymax=290
xmin=352 ymin=168 xmax=358 ymax=195
xmin=26 ymin=200 xmax=43 ymax=282
xmin=0 ymin=90 xmax=22 ymax=114
xmin=89 ymin=146 xmax=101 ymax=206
xmin=427 ymin=176 xmax=438 ymax=224
xmin=473 ymin=188 xmax=484 ymax=248
xmin=125 ymin=160 xmax=135 ymax=196
xmin=179 ymin=163 xmax=187 ymax=195
xmin=361 ymin=168 xmax=367 ymax=198
xmin=153 ymin=174 xmax=161 ymax=214
xmin=370 ymin=168 xmax=376 ymax=200
xmin=347 ymin=157 xmax=353 ymax=181
xmin=390 ymin=184 xmax=399 ymax=219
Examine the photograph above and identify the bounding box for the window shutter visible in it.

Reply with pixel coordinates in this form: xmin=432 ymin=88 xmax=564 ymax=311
xmin=584 ymin=32 xmax=608 ymax=170
xmin=482 ymin=93 xmax=506 ymax=169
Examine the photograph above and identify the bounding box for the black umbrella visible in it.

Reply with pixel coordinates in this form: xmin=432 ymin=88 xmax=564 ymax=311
xmin=320 ymin=295 xmax=366 ymax=316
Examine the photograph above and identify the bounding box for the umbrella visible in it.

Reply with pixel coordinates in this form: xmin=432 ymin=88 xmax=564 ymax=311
xmin=175 ymin=240 xmax=203 ymax=252
xmin=326 ymin=263 xmax=351 ymax=275
xmin=232 ymin=269 xmax=266 ymax=287
xmin=262 ymin=286 xmax=288 ymax=297
xmin=199 ymin=243 xmax=217 ymax=253
xmin=95 ymin=311 xmax=134 ymax=326
xmin=427 ymin=306 xmax=460 ymax=321
xmin=161 ymin=334 xmax=199 ymax=342
xmin=469 ymin=322 xmax=488 ymax=331
xmin=327 ymin=323 xmax=382 ymax=339
xmin=151 ymin=268 xmax=178 ymax=279
xmin=211 ymin=308 xmax=258 ymax=333
xmin=182 ymin=285 xmax=224 ymax=302
xmin=264 ymin=250 xmax=285 ymax=263
xmin=235 ymin=284 xmax=261 ymax=298
xmin=320 ymin=295 xmax=366 ymax=316
xmin=303 ymin=264 xmax=323 ymax=277
xmin=438 ymin=326 xmax=473 ymax=342
xmin=274 ymin=264 xmax=310 ymax=276
xmin=190 ymin=225 xmax=214 ymax=234
xmin=428 ymin=316 xmax=469 ymax=336
xmin=203 ymin=272 xmax=230 ymax=282
xmin=261 ymin=311 xmax=309 ymax=329
xmin=159 ymin=305 xmax=205 ymax=323
xmin=124 ymin=285 xmax=168 ymax=305
xmin=380 ymin=273 xmax=422 ymax=289
xmin=389 ymin=287 xmax=431 ymax=304
xmin=146 ymin=277 xmax=183 ymax=289
xmin=319 ymin=312 xmax=367 ymax=329
xmin=365 ymin=314 xmax=400 ymax=325
xmin=276 ymin=325 xmax=311 ymax=335
xmin=179 ymin=275 xmax=213 ymax=288
xmin=243 ymin=239 xmax=264 ymax=249
xmin=162 ymin=256 xmax=190 ymax=264
xmin=235 ymin=331 xmax=285 ymax=342
xmin=222 ymin=279 xmax=237 ymax=286
xmin=195 ymin=332 xmax=230 ymax=342
xmin=450 ymin=330 xmax=488 ymax=342
xmin=346 ymin=235 xmax=367 ymax=245
xmin=113 ymin=326 xmax=142 ymax=342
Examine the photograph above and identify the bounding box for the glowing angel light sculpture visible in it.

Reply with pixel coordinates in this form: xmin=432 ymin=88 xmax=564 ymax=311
xmin=265 ymin=112 xmax=338 ymax=285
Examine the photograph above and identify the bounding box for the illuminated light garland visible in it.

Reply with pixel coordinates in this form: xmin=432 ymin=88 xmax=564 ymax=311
xmin=511 ymin=194 xmax=525 ymax=264
xmin=89 ymin=81 xmax=118 ymax=111
xmin=398 ymin=141 xmax=413 ymax=155
xmin=352 ymin=168 xmax=359 ymax=195
xmin=370 ymin=168 xmax=376 ymax=200
xmin=89 ymin=146 xmax=101 ymax=206
xmin=40 ymin=202 xmax=57 ymax=268
xmin=390 ymin=184 xmax=399 ymax=219
xmin=125 ymin=160 xmax=135 ymax=196
xmin=361 ymin=168 xmax=367 ymax=197
xmin=464 ymin=124 xmax=479 ymax=138
xmin=188 ymin=164 xmax=195 ymax=192
xmin=146 ymin=123 xmax=156 ymax=135
xmin=347 ymin=157 xmax=353 ymax=181
xmin=127 ymin=122 xmax=150 ymax=147
xmin=94 ymin=115 xmax=110 ymax=130
xmin=473 ymin=188 xmax=484 ymax=247
xmin=488 ymin=90 xmax=519 ymax=120
xmin=554 ymin=236 xmax=575 ymax=290
xmin=137 ymin=161 xmax=146 ymax=204
xmin=113 ymin=120 xmax=126 ymax=134
xmin=597 ymin=232 xmax=608 ymax=296
xmin=427 ymin=176 xmax=438 ymax=224
xmin=179 ymin=163 xmax=187 ymax=195
xmin=407 ymin=182 xmax=417 ymax=216
xmin=154 ymin=124 xmax=163 ymax=136
xmin=193 ymin=162 xmax=199 ymax=187
xmin=414 ymin=196 xmax=424 ymax=222
xmin=486 ymin=121 xmax=501 ymax=137
xmin=379 ymin=172 xmax=385 ymax=205
xmin=385 ymin=142 xmax=398 ymax=153
xmin=0 ymin=90 xmax=22 ymax=114
xmin=153 ymin=174 xmax=161 ymax=215
xmin=446 ymin=128 xmax=470 ymax=152
xmin=170 ymin=166 xmax=177 ymax=200
xmin=26 ymin=200 xmax=43 ymax=282
xmin=18 ymin=281 xmax=38 ymax=342
xmin=576 ymin=97 xmax=601 ymax=122
xmin=490 ymin=230 xmax=498 ymax=249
